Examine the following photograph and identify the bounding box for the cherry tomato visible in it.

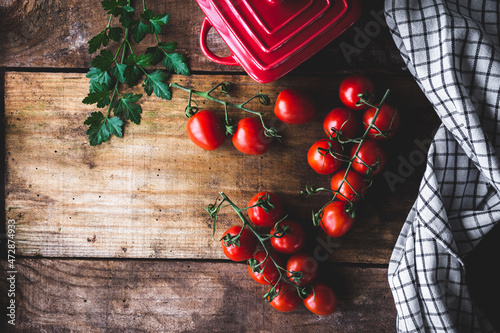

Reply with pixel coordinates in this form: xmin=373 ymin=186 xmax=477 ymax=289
xmin=362 ymin=103 xmax=401 ymax=140
xmin=350 ymin=139 xmax=387 ymax=176
xmin=186 ymin=110 xmax=226 ymax=150
xmin=303 ymin=283 xmax=338 ymax=316
xmin=286 ymin=253 xmax=318 ymax=286
xmin=330 ymin=169 xmax=367 ymax=203
xmin=232 ymin=117 xmax=272 ymax=155
xmin=247 ymin=191 xmax=284 ymax=228
xmin=248 ymin=250 xmax=283 ymax=285
xmin=323 ymin=107 xmax=358 ymax=140
xmin=220 ymin=226 xmax=257 ymax=262
xmin=274 ymin=89 xmax=316 ymax=124
xmin=319 ymin=201 xmax=356 ymax=238
xmin=339 ymin=74 xmax=375 ymax=111
xmin=268 ymin=282 xmax=301 ymax=312
xmin=270 ymin=220 xmax=306 ymax=254
xmin=307 ymin=138 xmax=343 ymax=175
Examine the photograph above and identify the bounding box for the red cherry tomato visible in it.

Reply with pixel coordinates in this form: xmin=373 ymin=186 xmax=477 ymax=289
xmin=323 ymin=107 xmax=359 ymax=140
xmin=339 ymin=74 xmax=375 ymax=111
xmin=350 ymin=139 xmax=387 ymax=176
xmin=330 ymin=169 xmax=367 ymax=203
xmin=186 ymin=110 xmax=226 ymax=150
xmin=274 ymin=89 xmax=316 ymax=124
xmin=319 ymin=201 xmax=356 ymax=238
xmin=270 ymin=220 xmax=306 ymax=254
xmin=232 ymin=117 xmax=272 ymax=155
xmin=220 ymin=226 xmax=257 ymax=262
xmin=286 ymin=253 xmax=318 ymax=286
xmin=247 ymin=191 xmax=284 ymax=228
xmin=307 ymin=139 xmax=343 ymax=175
xmin=362 ymin=103 xmax=401 ymax=140
xmin=303 ymin=283 xmax=338 ymax=316
xmin=268 ymin=282 xmax=301 ymax=312
xmin=248 ymin=250 xmax=283 ymax=285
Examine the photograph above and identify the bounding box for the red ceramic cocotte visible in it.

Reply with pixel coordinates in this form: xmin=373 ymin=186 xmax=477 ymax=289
xmin=197 ymin=0 xmax=362 ymax=83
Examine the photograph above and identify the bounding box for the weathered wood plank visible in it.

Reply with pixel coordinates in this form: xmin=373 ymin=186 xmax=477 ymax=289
xmin=0 ymin=0 xmax=404 ymax=73
xmin=0 ymin=258 xmax=397 ymax=332
xmin=4 ymin=71 xmax=439 ymax=263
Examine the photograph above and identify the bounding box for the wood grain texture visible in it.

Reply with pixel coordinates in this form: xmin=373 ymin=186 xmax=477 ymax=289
xmin=0 ymin=258 xmax=397 ymax=332
xmin=0 ymin=0 xmax=405 ymax=73
xmin=4 ymin=71 xmax=439 ymax=263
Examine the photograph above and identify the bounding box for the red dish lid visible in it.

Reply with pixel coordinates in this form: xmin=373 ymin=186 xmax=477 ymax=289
xmin=197 ymin=0 xmax=362 ymax=83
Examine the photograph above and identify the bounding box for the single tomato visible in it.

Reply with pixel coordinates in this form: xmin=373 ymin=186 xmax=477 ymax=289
xmin=362 ymin=103 xmax=401 ymax=140
xmin=247 ymin=191 xmax=284 ymax=228
xmin=303 ymin=283 xmax=338 ymax=316
xmin=319 ymin=200 xmax=356 ymax=238
xmin=286 ymin=253 xmax=318 ymax=286
xmin=274 ymin=89 xmax=315 ymax=124
xmin=323 ymin=107 xmax=359 ymax=140
xmin=248 ymin=250 xmax=283 ymax=285
xmin=307 ymin=138 xmax=343 ymax=175
xmin=270 ymin=220 xmax=306 ymax=254
xmin=339 ymin=74 xmax=375 ymax=111
xmin=350 ymin=139 xmax=387 ymax=176
xmin=268 ymin=282 xmax=301 ymax=312
xmin=186 ymin=109 xmax=225 ymax=150
xmin=220 ymin=226 xmax=257 ymax=262
xmin=330 ymin=169 xmax=367 ymax=203
xmin=232 ymin=117 xmax=272 ymax=155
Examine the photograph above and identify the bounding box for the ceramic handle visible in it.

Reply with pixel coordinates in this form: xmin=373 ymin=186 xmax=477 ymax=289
xmin=199 ymin=17 xmax=239 ymax=67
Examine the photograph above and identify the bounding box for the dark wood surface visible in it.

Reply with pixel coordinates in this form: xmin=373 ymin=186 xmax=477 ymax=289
xmin=1 ymin=0 xmax=497 ymax=332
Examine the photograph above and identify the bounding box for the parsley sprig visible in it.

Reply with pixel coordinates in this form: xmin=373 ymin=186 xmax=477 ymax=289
xmin=83 ymin=0 xmax=189 ymax=146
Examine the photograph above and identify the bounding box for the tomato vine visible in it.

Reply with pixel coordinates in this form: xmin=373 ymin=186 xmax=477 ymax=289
xmin=170 ymin=81 xmax=280 ymax=139
xmin=303 ymin=88 xmax=399 ymax=236
xmin=205 ymin=192 xmax=312 ymax=303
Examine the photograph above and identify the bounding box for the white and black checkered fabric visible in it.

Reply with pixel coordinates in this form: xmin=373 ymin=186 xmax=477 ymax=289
xmin=385 ymin=0 xmax=500 ymax=332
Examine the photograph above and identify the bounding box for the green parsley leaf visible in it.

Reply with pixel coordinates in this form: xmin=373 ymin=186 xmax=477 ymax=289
xmin=112 ymin=93 xmax=143 ymax=124
xmin=87 ymin=67 xmax=113 ymax=89
xmin=88 ymin=30 xmax=109 ymax=54
xmin=163 ymin=52 xmax=190 ymax=76
xmin=124 ymin=64 xmax=141 ymax=87
xmin=149 ymin=13 xmax=169 ymax=34
xmin=145 ymin=46 xmax=165 ymax=66
xmin=143 ymin=70 xmax=171 ymax=100
xmin=158 ymin=41 xmax=177 ymax=53
xmin=90 ymin=49 xmax=115 ymax=71
xmin=108 ymin=27 xmax=123 ymax=42
xmin=131 ymin=20 xmax=150 ymax=43
xmin=110 ymin=63 xmax=127 ymax=84
xmin=119 ymin=8 xmax=135 ymax=28
xmin=101 ymin=0 xmax=128 ymax=15
xmin=83 ymin=82 xmax=111 ymax=108
xmin=125 ymin=53 xmax=154 ymax=68
xmin=84 ymin=111 xmax=124 ymax=146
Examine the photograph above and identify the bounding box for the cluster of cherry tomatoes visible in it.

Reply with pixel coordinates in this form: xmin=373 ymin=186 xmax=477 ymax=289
xmin=185 ymin=85 xmax=318 ymax=155
xmin=216 ymin=191 xmax=338 ymax=316
xmin=186 ymin=110 xmax=275 ymax=155
xmin=307 ymin=74 xmax=401 ymax=238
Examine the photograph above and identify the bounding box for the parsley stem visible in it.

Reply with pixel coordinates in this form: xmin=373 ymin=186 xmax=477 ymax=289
xmin=106 ymin=87 xmax=119 ymax=119
xmin=107 ymin=14 xmax=113 ymax=29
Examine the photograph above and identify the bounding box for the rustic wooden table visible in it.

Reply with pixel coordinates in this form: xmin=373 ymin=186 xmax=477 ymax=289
xmin=1 ymin=0 xmax=498 ymax=332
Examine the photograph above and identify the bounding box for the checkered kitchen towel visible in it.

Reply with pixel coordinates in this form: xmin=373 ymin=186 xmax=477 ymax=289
xmin=385 ymin=0 xmax=500 ymax=332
